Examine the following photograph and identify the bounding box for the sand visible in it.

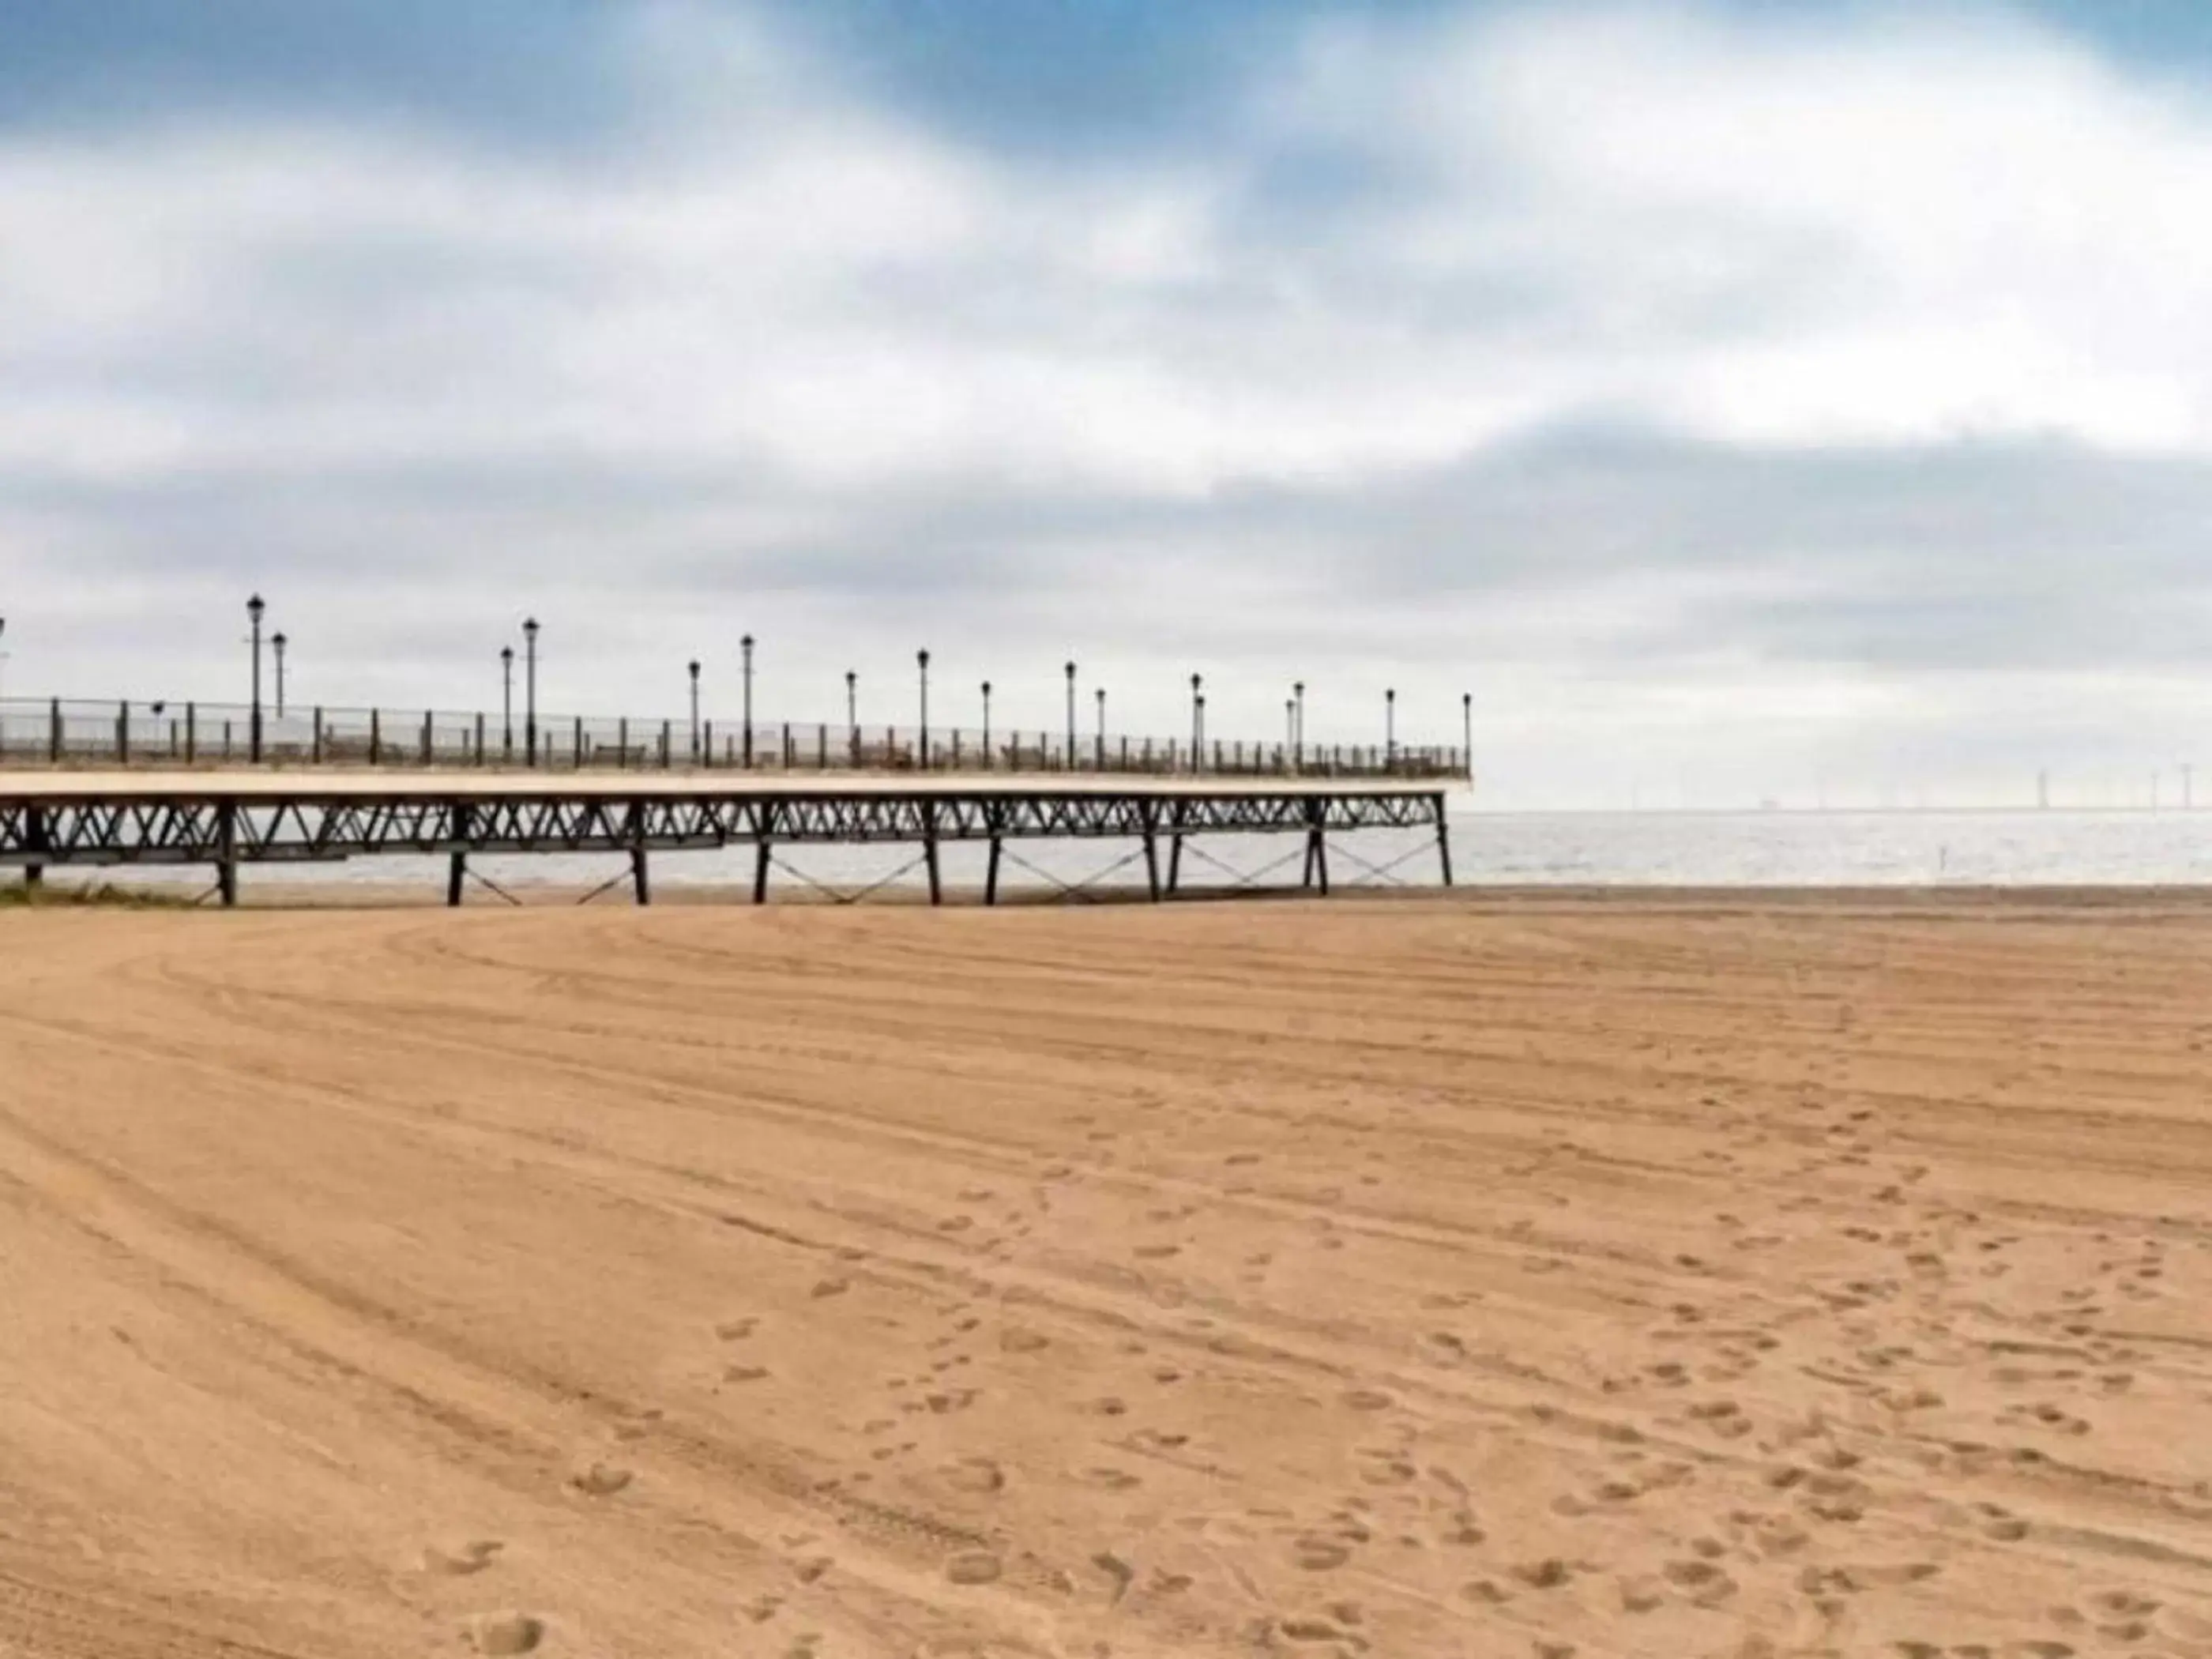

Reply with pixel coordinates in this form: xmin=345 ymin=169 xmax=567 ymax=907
xmin=2 ymin=893 xmax=2209 ymax=1658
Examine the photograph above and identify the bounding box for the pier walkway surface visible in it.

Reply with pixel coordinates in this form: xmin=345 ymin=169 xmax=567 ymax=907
xmin=0 ymin=769 xmax=1457 ymax=906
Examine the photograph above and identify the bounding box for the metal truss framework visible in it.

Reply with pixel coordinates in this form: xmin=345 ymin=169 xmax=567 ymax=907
xmin=0 ymin=786 xmax=1454 ymax=906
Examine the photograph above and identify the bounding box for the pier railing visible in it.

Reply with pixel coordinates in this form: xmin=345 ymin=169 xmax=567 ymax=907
xmin=0 ymin=697 xmax=1465 ymax=780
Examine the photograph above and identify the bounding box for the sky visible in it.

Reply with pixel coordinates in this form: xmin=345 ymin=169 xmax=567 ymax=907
xmin=4 ymin=0 xmax=2212 ymax=808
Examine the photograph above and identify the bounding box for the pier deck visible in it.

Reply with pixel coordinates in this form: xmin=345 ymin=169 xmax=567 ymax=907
xmin=0 ymin=770 xmax=1456 ymax=906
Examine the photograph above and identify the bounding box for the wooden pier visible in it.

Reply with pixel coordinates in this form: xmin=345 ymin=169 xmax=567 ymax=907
xmin=0 ymin=771 xmax=1454 ymax=906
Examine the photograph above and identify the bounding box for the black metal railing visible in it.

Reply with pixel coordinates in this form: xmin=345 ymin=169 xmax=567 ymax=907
xmin=0 ymin=697 xmax=1465 ymax=781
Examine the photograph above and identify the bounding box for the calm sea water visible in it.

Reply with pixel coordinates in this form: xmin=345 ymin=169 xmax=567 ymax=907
xmin=52 ymin=807 xmax=2212 ymax=898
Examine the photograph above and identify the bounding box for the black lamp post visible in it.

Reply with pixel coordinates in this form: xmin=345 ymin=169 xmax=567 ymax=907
xmin=522 ymin=617 xmax=540 ymax=766
xmin=1064 ymin=660 xmax=1077 ymax=769
xmin=917 ymin=649 xmax=931 ymax=769
xmin=688 ymin=659 xmax=701 ymax=761
xmin=846 ymin=669 xmax=858 ymax=764
xmin=1095 ymin=685 xmax=1106 ymax=770
xmin=271 ymin=631 xmax=288 ymax=720
xmin=500 ymin=646 xmax=514 ymax=758
xmin=1293 ymin=680 xmax=1305 ymax=767
xmin=740 ymin=634 xmax=754 ymax=768
xmin=1385 ymin=687 xmax=1396 ymax=769
xmin=1462 ymin=690 xmax=1473 ymax=784
xmin=980 ymin=680 xmax=991 ymax=765
xmin=1285 ymin=698 xmax=1295 ymax=755
xmin=246 ymin=594 xmax=266 ymax=762
xmin=1189 ymin=672 xmax=1202 ymax=772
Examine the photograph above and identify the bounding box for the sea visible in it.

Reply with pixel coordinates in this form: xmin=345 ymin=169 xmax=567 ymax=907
xmin=55 ymin=807 xmax=2212 ymax=898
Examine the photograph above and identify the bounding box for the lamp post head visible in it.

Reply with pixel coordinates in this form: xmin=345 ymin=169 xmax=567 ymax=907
xmin=1191 ymin=672 xmax=1202 ymax=692
xmin=918 ymin=649 xmax=930 ymax=669
xmin=1065 ymin=660 xmax=1075 ymax=680
xmin=1386 ymin=687 xmax=1395 ymax=702
xmin=246 ymin=594 xmax=265 ymax=624
xmin=523 ymin=616 xmax=539 ymax=639
xmin=981 ymin=679 xmax=991 ymax=697
xmin=846 ymin=669 xmax=856 ymax=689
xmin=1294 ymin=680 xmax=1304 ymax=697
xmin=741 ymin=634 xmax=754 ymax=652
xmin=688 ymin=659 xmax=700 ymax=679
xmin=272 ymin=631 xmax=287 ymax=649
xmin=501 ymin=645 xmax=514 ymax=664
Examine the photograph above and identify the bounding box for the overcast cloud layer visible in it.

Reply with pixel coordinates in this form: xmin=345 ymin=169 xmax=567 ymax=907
xmin=3 ymin=0 xmax=2210 ymax=807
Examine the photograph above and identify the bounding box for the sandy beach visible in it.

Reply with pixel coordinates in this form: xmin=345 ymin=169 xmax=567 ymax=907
xmin=2 ymin=893 xmax=2210 ymax=1657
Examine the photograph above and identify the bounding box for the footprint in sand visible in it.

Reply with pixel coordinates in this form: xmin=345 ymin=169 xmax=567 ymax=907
xmin=724 ymin=1364 xmax=770 ymax=1384
xmin=467 ymin=1612 xmax=544 ymax=1655
xmin=811 ymin=1277 xmax=851 ymax=1299
xmin=570 ymin=1462 xmax=633 ymax=1497
xmin=944 ymin=1458 xmax=1006 ymax=1495
xmin=945 ymin=1551 xmax=1003 ymax=1586
xmin=1292 ymin=1537 xmax=1352 ymax=1571
xmin=424 ymin=1540 xmax=504 ymax=1576
xmin=716 ymin=1318 xmax=759 ymax=1341
xmin=999 ymin=1327 xmax=1049 ymax=1354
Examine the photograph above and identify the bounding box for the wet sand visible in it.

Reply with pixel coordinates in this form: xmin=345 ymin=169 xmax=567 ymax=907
xmin=2 ymin=894 xmax=2210 ymax=1657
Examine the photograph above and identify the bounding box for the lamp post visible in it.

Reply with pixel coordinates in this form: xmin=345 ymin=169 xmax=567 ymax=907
xmin=740 ymin=634 xmax=754 ymax=768
xmin=1293 ymin=680 xmax=1306 ymax=769
xmin=917 ymin=649 xmax=931 ymax=769
xmin=1095 ymin=685 xmax=1106 ymax=770
xmin=1285 ymin=698 xmax=1295 ymax=756
xmin=1064 ymin=660 xmax=1078 ymax=770
xmin=522 ymin=617 xmax=540 ymax=766
xmin=688 ymin=660 xmax=701 ymax=762
xmin=1189 ymin=672 xmax=1202 ymax=773
xmin=1385 ymin=687 xmax=1396 ymax=770
xmin=846 ymin=669 xmax=858 ymax=765
xmin=1462 ymin=690 xmax=1473 ymax=784
xmin=980 ymin=680 xmax=992 ymax=767
xmin=500 ymin=646 xmax=514 ymax=758
xmin=1195 ymin=693 xmax=1206 ymax=769
xmin=246 ymin=593 xmax=265 ymax=762
xmin=271 ymin=631 xmax=288 ymax=719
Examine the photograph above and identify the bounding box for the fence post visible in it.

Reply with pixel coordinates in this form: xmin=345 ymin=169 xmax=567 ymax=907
xmin=660 ymin=719 xmax=672 ymax=769
xmin=370 ymin=709 xmax=382 ymax=766
xmin=818 ymin=723 xmax=827 ymax=769
xmin=421 ymin=711 xmax=432 ymax=766
xmin=49 ymin=697 xmax=61 ymax=764
xmin=475 ymin=711 xmax=485 ymax=765
xmin=782 ymin=723 xmax=792 ymax=768
xmin=116 ymin=700 xmax=129 ymax=765
xmin=185 ymin=702 xmax=196 ymax=765
xmin=618 ymin=717 xmax=628 ymax=766
xmin=703 ymin=719 xmax=713 ymax=769
xmin=224 ymin=719 xmax=234 ymax=760
xmin=311 ymin=707 xmax=322 ymax=765
xmin=572 ymin=715 xmax=582 ymax=768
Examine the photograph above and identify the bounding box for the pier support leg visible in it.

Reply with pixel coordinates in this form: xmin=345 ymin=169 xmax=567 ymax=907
xmin=626 ymin=802 xmax=651 ymax=905
xmin=1140 ymin=803 xmax=1161 ymax=901
xmin=985 ymin=835 xmax=1003 ymax=906
xmin=1168 ymin=833 xmax=1183 ymax=897
xmin=750 ymin=802 xmax=774 ymax=905
xmin=216 ymin=802 xmax=239 ymax=909
xmin=447 ymin=802 xmax=472 ymax=908
xmin=23 ymin=807 xmax=46 ymax=893
xmin=923 ymin=801 xmax=943 ymax=907
xmin=1303 ymin=798 xmax=1329 ymax=897
xmin=1435 ymin=794 xmax=1454 ymax=888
